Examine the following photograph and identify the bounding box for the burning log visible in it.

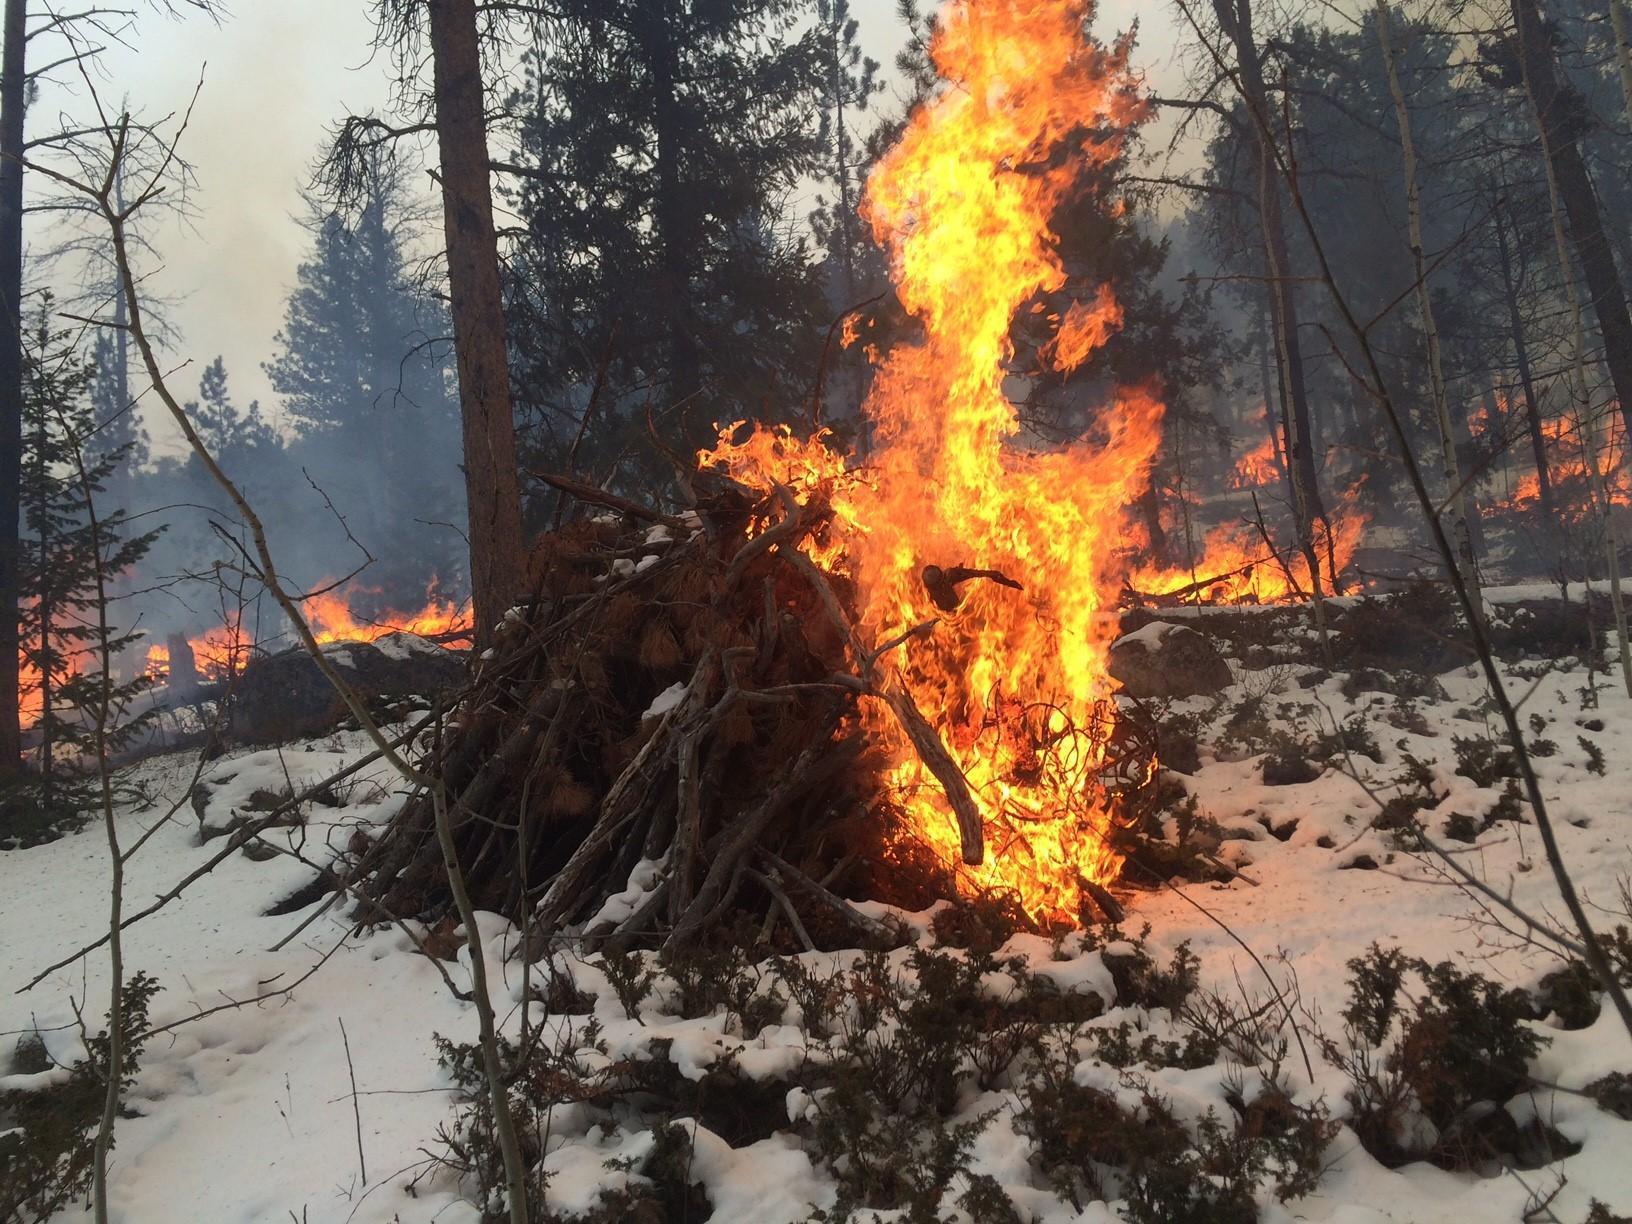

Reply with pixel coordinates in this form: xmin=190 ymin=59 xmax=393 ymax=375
xmin=921 ymin=564 xmax=1023 ymax=612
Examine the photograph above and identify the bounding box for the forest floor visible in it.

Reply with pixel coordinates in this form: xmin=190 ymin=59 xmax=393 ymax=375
xmin=3 ymin=586 xmax=1632 ymax=1223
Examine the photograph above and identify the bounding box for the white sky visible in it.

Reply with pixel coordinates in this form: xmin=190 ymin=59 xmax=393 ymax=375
xmin=27 ymin=0 xmax=1185 ymax=443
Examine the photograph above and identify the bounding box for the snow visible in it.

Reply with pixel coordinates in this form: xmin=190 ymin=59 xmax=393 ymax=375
xmin=4 ymin=617 xmax=1632 ymax=1221
xmin=1110 ymin=619 xmax=1176 ymax=650
xmin=372 ymin=631 xmax=447 ymax=662
xmin=642 ymin=680 xmax=688 ymax=721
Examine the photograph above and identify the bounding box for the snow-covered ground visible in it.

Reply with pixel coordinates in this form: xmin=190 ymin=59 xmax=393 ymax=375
xmin=3 ymin=613 xmax=1632 ymax=1223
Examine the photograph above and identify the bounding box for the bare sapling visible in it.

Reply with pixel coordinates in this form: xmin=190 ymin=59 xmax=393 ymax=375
xmin=49 ymin=389 xmax=131 ymax=1223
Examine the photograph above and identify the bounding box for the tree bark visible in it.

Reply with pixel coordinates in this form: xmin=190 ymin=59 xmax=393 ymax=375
xmin=1510 ymin=0 xmax=1632 ymax=444
xmin=427 ymin=0 xmax=526 ymax=650
xmin=0 ymin=0 xmax=25 ymax=777
xmin=1610 ymin=0 xmax=1632 ymax=122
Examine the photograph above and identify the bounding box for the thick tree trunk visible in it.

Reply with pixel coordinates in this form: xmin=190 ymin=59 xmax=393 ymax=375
xmin=427 ymin=0 xmax=526 ymax=650
xmin=0 ymin=0 xmax=25 ymax=777
xmin=1213 ymin=0 xmax=1332 ymax=589
xmin=1511 ymin=0 xmax=1632 ymax=444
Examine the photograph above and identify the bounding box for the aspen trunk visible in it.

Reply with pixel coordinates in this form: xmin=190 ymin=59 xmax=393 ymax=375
xmin=1375 ymin=0 xmax=1482 ymax=622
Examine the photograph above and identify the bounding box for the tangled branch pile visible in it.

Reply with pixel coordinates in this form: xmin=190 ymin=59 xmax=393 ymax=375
xmin=363 ymin=479 xmax=988 ymax=955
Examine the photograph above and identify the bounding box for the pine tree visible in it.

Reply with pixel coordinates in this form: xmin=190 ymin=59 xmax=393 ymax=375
xmin=4 ymin=304 xmax=161 ymax=841
xmin=505 ymin=0 xmax=829 ymax=492
xmin=266 ymin=160 xmax=465 ymax=600
xmin=809 ymin=0 xmax=882 ymax=308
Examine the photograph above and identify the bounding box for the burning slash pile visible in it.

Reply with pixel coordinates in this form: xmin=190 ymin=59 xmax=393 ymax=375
xmin=362 ymin=0 xmax=1206 ymax=947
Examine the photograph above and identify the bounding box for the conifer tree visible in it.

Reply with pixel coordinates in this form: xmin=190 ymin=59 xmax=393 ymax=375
xmin=266 ymin=161 xmax=464 ymax=598
xmin=4 ymin=305 xmax=160 ymax=840
xmin=809 ymin=0 xmax=882 ymax=308
xmin=505 ymin=0 xmax=829 ymax=489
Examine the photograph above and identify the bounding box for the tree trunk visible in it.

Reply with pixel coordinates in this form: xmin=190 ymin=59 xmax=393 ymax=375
xmin=1511 ymin=0 xmax=1632 ymax=444
xmin=1213 ymin=0 xmax=1332 ymax=589
xmin=1376 ymin=0 xmax=1482 ymax=620
xmin=1529 ymin=35 xmax=1632 ymax=696
xmin=1610 ymin=0 xmax=1632 ymax=122
xmin=1491 ymin=196 xmax=1556 ymax=522
xmin=427 ymin=0 xmax=526 ymax=650
xmin=0 ymin=0 xmax=25 ymax=778
xmin=644 ymin=7 xmax=701 ymax=407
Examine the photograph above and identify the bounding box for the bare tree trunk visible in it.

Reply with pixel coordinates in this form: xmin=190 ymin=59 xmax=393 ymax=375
xmin=1212 ymin=0 xmax=1332 ymax=597
xmin=427 ymin=0 xmax=526 ymax=651
xmin=643 ymin=7 xmax=701 ymax=407
xmin=1491 ymin=195 xmax=1556 ymax=522
xmin=1511 ymin=0 xmax=1632 ymax=444
xmin=1525 ymin=40 xmax=1632 ymax=697
xmin=1376 ymin=0 xmax=1482 ymax=621
xmin=1610 ymin=0 xmax=1632 ymax=121
xmin=0 ymin=0 xmax=26 ymax=778
xmin=1256 ymin=308 xmax=1294 ymax=504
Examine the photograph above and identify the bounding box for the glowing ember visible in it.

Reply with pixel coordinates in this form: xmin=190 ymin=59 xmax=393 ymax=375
xmin=704 ymin=0 xmax=1160 ymax=923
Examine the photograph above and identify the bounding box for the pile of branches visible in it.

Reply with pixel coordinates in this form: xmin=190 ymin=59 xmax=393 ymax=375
xmin=362 ymin=477 xmax=986 ymax=955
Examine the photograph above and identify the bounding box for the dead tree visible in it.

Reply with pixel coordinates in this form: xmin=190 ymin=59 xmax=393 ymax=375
xmin=1490 ymin=184 xmax=1556 ymax=524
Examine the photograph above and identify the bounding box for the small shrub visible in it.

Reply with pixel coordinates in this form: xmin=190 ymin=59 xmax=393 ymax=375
xmin=1452 ymin=734 xmax=1520 ymax=788
xmin=1586 ymin=1072 xmax=1632 ymax=1122
xmin=0 ymin=973 xmax=161 ymax=1223
xmin=1262 ymin=737 xmax=1322 ymax=786
xmin=1326 ymin=948 xmax=1548 ymax=1169
xmin=1580 ymin=735 xmax=1607 ymax=775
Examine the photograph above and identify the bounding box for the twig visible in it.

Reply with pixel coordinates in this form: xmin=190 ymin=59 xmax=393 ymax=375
xmin=339 ymin=1016 xmax=368 ymax=1185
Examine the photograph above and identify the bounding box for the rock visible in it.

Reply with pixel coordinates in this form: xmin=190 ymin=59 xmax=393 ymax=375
xmin=229 ymin=633 xmax=466 ymax=744
xmin=1108 ymin=621 xmax=1232 ymax=699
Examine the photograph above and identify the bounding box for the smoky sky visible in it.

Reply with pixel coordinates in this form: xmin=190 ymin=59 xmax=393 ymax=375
xmin=33 ymin=0 xmax=1183 ymax=456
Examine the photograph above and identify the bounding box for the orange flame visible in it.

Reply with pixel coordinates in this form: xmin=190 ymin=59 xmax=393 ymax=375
xmin=1492 ymin=411 xmax=1631 ymax=516
xmin=1230 ymin=432 xmax=1280 ymax=491
xmin=143 ymin=583 xmax=471 ymax=688
xmin=1128 ymin=495 xmax=1367 ymax=604
xmin=704 ymin=0 xmax=1160 ymax=923
xmin=301 ymin=585 xmax=471 ymax=647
